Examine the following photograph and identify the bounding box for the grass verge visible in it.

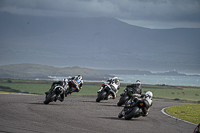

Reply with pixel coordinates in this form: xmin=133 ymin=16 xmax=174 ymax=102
xmin=165 ymin=104 xmax=200 ymax=124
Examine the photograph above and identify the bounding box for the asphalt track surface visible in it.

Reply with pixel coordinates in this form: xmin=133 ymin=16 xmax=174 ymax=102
xmin=0 ymin=94 xmax=197 ymax=133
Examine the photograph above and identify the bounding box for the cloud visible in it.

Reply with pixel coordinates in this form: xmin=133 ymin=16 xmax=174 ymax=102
xmin=0 ymin=0 xmax=200 ymax=28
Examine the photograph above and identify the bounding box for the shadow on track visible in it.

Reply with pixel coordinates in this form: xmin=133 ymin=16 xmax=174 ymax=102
xmin=98 ymin=117 xmax=145 ymax=122
xmin=29 ymin=102 xmax=64 ymax=106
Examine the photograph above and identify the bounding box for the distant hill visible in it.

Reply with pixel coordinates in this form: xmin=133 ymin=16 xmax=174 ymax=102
xmin=0 ymin=12 xmax=200 ymax=73
xmin=97 ymin=69 xmax=197 ymax=76
xmin=0 ymin=64 xmax=111 ymax=80
xmin=0 ymin=64 xmax=198 ymax=81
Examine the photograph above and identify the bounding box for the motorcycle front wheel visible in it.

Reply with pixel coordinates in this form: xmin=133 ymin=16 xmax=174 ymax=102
xmin=96 ymin=91 xmax=107 ymax=102
xmin=118 ymin=110 xmax=124 ymax=118
xmin=44 ymin=93 xmax=56 ymax=104
xmin=124 ymin=107 xmax=140 ymax=120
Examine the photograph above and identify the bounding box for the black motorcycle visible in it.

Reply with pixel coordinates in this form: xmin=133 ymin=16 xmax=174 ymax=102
xmin=44 ymin=85 xmax=69 ymax=104
xmin=96 ymin=84 xmax=114 ymax=102
xmin=118 ymin=95 xmax=145 ymax=120
xmin=193 ymin=123 xmax=200 ymax=133
xmin=117 ymin=87 xmax=135 ymax=106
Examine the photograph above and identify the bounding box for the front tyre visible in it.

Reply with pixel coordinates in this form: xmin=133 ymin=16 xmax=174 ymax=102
xmin=118 ymin=110 xmax=124 ymax=118
xmin=96 ymin=91 xmax=106 ymax=102
xmin=117 ymin=95 xmax=129 ymax=106
xmin=44 ymin=93 xmax=56 ymax=104
xmin=124 ymin=107 xmax=140 ymax=120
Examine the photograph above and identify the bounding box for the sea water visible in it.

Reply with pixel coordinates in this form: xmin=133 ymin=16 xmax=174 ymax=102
xmin=114 ymin=74 xmax=200 ymax=87
xmin=48 ymin=75 xmax=200 ymax=87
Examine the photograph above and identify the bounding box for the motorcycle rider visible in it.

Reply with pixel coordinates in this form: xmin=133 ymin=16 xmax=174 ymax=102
xmin=120 ymin=80 xmax=142 ymax=96
xmin=45 ymin=78 xmax=69 ymax=102
xmin=68 ymin=75 xmax=83 ymax=93
xmin=98 ymin=77 xmax=120 ymax=99
xmin=127 ymin=91 xmax=153 ymax=117
xmin=45 ymin=75 xmax=83 ymax=102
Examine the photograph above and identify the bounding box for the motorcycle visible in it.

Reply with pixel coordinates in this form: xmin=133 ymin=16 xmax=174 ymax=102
xmin=117 ymin=87 xmax=135 ymax=106
xmin=193 ymin=123 xmax=200 ymax=133
xmin=118 ymin=94 xmax=146 ymax=120
xmin=96 ymin=83 xmax=115 ymax=102
xmin=44 ymin=85 xmax=69 ymax=104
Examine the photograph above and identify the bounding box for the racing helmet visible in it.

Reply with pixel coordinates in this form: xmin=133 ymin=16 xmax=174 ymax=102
xmin=63 ymin=78 xmax=68 ymax=83
xmin=113 ymin=77 xmax=119 ymax=83
xmin=113 ymin=77 xmax=118 ymax=79
xmin=145 ymin=91 xmax=153 ymax=99
xmin=136 ymin=80 xmax=141 ymax=85
xmin=78 ymin=75 xmax=82 ymax=80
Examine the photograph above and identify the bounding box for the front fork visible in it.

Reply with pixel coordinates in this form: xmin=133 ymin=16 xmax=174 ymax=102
xmin=97 ymin=87 xmax=103 ymax=93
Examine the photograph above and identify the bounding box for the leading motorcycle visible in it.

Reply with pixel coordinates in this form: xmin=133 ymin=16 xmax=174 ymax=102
xmin=44 ymin=84 xmax=69 ymax=104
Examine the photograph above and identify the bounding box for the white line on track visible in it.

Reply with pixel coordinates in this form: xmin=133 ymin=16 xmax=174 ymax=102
xmin=161 ymin=107 xmax=198 ymax=126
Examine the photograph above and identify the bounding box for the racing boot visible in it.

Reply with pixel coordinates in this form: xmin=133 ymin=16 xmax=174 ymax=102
xmin=108 ymin=95 xmax=113 ymax=99
xmin=110 ymin=90 xmax=116 ymax=99
xmin=58 ymin=93 xmax=64 ymax=102
xmin=141 ymin=108 xmax=149 ymax=117
xmin=45 ymin=86 xmax=54 ymax=95
xmin=58 ymin=97 xmax=64 ymax=102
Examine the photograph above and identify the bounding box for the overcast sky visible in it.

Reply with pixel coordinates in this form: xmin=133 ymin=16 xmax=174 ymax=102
xmin=0 ymin=0 xmax=200 ymax=29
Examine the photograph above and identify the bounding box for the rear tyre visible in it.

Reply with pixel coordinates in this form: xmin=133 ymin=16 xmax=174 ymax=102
xmin=44 ymin=93 xmax=56 ymax=104
xmin=117 ymin=95 xmax=129 ymax=106
xmin=96 ymin=91 xmax=107 ymax=102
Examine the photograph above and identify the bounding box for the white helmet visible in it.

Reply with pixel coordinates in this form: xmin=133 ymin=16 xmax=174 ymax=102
xmin=136 ymin=80 xmax=141 ymax=85
xmin=113 ymin=77 xmax=118 ymax=79
xmin=78 ymin=75 xmax=82 ymax=80
xmin=145 ymin=91 xmax=153 ymax=99
xmin=63 ymin=78 xmax=68 ymax=83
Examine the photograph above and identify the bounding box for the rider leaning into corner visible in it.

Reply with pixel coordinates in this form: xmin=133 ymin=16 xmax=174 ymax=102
xmin=68 ymin=75 xmax=83 ymax=93
xmin=128 ymin=91 xmax=153 ymax=117
xmin=45 ymin=78 xmax=69 ymax=102
xmin=45 ymin=75 xmax=83 ymax=102
xmin=99 ymin=77 xmax=120 ymax=99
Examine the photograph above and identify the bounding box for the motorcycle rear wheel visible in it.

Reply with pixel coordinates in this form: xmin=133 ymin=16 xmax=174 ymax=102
xmin=117 ymin=95 xmax=129 ymax=106
xmin=44 ymin=93 xmax=56 ymax=104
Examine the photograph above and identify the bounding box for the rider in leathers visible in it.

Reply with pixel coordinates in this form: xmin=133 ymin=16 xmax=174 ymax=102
xmin=120 ymin=80 xmax=142 ymax=96
xmin=98 ymin=77 xmax=120 ymax=99
xmin=127 ymin=91 xmax=153 ymax=116
xmin=45 ymin=75 xmax=83 ymax=102
xmin=45 ymin=78 xmax=69 ymax=102
xmin=68 ymin=75 xmax=83 ymax=93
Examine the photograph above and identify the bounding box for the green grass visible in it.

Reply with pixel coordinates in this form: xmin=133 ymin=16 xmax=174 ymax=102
xmin=0 ymin=79 xmax=200 ymax=102
xmin=141 ymin=85 xmax=200 ymax=102
xmin=165 ymin=104 xmax=200 ymax=124
xmin=0 ymin=82 xmax=51 ymax=95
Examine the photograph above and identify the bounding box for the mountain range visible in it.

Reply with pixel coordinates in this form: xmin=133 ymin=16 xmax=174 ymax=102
xmin=0 ymin=12 xmax=200 ymax=73
xmin=0 ymin=64 xmax=198 ymax=81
